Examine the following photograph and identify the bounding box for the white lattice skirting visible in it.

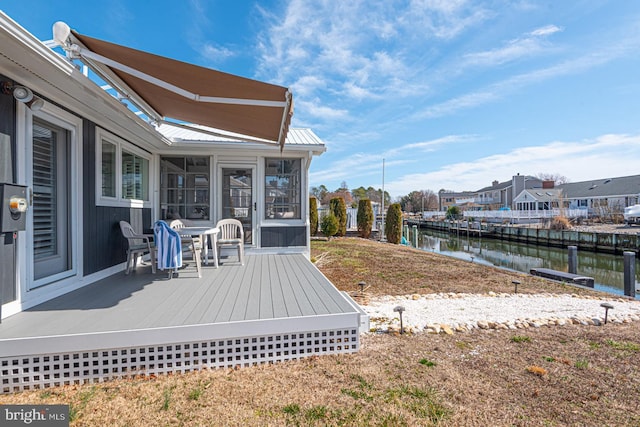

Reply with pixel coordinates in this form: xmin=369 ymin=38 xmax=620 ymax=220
xmin=1 ymin=328 xmax=359 ymax=393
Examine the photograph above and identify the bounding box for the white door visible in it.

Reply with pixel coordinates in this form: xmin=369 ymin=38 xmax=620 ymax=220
xmin=221 ymin=167 xmax=255 ymax=245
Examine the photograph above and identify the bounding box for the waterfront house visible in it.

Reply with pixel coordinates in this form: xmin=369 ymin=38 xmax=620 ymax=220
xmin=0 ymin=12 xmax=364 ymax=393
xmin=556 ymin=174 xmax=640 ymax=216
xmin=439 ymin=174 xmax=544 ymax=212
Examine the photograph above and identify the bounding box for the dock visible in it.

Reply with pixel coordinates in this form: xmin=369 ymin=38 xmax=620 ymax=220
xmin=530 ymin=268 xmax=595 ymax=288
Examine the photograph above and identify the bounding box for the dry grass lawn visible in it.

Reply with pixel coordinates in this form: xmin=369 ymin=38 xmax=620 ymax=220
xmin=1 ymin=237 xmax=639 ymax=426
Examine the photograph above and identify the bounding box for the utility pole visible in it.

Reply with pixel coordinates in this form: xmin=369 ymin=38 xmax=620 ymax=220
xmin=381 ymin=158 xmax=386 ymax=241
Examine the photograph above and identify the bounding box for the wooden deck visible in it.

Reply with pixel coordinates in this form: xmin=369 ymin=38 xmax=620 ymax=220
xmin=0 ymin=253 xmax=364 ymax=392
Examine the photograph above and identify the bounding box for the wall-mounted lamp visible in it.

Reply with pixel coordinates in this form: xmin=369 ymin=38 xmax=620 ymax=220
xmin=1 ymin=81 xmax=44 ymax=111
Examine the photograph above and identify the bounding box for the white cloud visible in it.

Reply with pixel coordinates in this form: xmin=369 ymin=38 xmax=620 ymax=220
xmin=530 ymin=25 xmax=562 ymax=37
xmin=415 ymin=27 xmax=640 ymax=120
xmin=405 ymin=0 xmax=492 ymax=40
xmin=201 ymin=43 xmax=235 ymax=61
xmin=296 ymin=99 xmax=350 ymax=121
xmin=384 ymin=134 xmax=640 ymax=196
xmin=462 ymin=24 xmax=562 ymax=68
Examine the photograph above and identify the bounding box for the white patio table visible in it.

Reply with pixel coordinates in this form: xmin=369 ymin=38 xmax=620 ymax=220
xmin=178 ymin=226 xmax=220 ymax=268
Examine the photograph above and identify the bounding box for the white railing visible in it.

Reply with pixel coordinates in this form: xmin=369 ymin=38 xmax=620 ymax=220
xmin=318 ymin=206 xmax=381 ymax=231
xmin=463 ymin=209 xmax=588 ymax=220
xmin=422 ymin=211 xmax=446 ymax=219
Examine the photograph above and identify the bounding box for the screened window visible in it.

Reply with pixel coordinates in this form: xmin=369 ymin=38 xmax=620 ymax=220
xmin=96 ymin=128 xmax=150 ymax=207
xmin=265 ymin=158 xmax=301 ymax=219
xmin=101 ymin=141 xmax=116 ymax=197
xmin=160 ymin=156 xmax=210 ymax=220
xmin=122 ymin=150 xmax=149 ymax=200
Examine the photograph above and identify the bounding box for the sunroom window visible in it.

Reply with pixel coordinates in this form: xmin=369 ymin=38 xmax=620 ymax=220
xmin=96 ymin=128 xmax=150 ymax=207
xmin=265 ymin=158 xmax=301 ymax=219
xmin=160 ymin=156 xmax=210 ymax=220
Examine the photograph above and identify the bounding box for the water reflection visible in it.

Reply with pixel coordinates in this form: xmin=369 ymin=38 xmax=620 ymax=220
xmin=418 ymin=229 xmax=639 ymax=298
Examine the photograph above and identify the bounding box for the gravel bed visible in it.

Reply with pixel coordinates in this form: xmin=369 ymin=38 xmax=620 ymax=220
xmin=362 ymin=293 xmax=640 ymax=333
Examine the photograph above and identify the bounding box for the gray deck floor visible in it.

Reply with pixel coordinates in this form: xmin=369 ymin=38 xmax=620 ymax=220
xmin=0 ymin=253 xmax=357 ymax=340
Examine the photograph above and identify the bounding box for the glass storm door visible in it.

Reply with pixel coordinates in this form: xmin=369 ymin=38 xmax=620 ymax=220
xmin=221 ymin=168 xmax=253 ymax=244
xmin=31 ymin=120 xmax=71 ymax=282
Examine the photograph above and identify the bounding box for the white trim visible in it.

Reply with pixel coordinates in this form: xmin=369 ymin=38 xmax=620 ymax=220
xmin=23 ymin=103 xmax=83 ymax=294
xmin=95 ymin=127 xmax=152 ymax=208
xmin=0 ymin=312 xmax=359 ymax=358
xmin=217 ymin=162 xmax=257 ymax=247
xmin=1 ymin=320 xmax=360 ymax=393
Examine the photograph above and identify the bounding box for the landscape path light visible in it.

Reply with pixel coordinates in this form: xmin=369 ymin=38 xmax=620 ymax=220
xmin=600 ymin=303 xmax=614 ymax=325
xmin=393 ymin=305 xmax=405 ymax=335
xmin=358 ymin=281 xmax=367 ymax=294
xmin=512 ymin=280 xmax=521 ymax=294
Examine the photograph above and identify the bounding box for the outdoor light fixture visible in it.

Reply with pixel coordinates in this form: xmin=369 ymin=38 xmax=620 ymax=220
xmin=1 ymin=81 xmax=44 ymax=110
xmin=358 ymin=281 xmax=367 ymax=294
xmin=52 ymin=21 xmax=71 ymax=47
xmin=512 ymin=280 xmax=521 ymax=294
xmin=393 ymin=305 xmax=406 ymax=335
xmin=600 ymin=303 xmax=613 ymax=325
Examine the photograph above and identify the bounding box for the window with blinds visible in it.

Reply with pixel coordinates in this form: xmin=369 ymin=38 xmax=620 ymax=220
xmin=32 ymin=123 xmax=58 ymax=260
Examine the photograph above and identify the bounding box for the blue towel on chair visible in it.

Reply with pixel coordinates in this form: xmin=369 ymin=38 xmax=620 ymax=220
xmin=154 ymin=220 xmax=182 ymax=270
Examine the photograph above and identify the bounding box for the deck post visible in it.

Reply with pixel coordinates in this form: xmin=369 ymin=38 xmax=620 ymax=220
xmin=623 ymin=251 xmax=636 ymax=298
xmin=568 ymin=246 xmax=578 ymax=274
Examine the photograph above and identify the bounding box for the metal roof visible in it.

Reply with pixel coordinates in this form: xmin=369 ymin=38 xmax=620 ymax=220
xmin=157 ymin=123 xmax=326 ymax=151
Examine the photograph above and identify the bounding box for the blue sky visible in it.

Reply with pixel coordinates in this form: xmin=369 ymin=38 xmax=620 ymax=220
xmin=3 ymin=1 xmax=640 ymax=198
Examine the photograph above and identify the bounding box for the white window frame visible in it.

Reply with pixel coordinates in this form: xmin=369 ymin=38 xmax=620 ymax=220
xmin=95 ymin=127 xmax=151 ymax=208
xmin=264 ymin=157 xmax=303 ymax=221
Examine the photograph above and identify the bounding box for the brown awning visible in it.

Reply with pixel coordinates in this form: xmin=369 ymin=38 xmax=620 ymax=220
xmin=70 ymin=31 xmax=292 ymax=148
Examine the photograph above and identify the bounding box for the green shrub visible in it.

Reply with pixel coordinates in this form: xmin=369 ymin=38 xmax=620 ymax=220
xmin=446 ymin=205 xmax=461 ymax=220
xmin=309 ymin=197 xmax=318 ymax=236
xmin=321 ymin=213 xmax=339 ymax=238
xmin=330 ymin=197 xmax=347 ymax=237
xmin=385 ymin=203 xmax=403 ymax=244
xmin=357 ymin=199 xmax=373 ymax=238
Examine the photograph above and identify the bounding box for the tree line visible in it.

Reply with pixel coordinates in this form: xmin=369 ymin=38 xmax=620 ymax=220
xmin=311 ymin=173 xmax=569 ymax=213
xmin=310 ymin=182 xmax=438 ymax=213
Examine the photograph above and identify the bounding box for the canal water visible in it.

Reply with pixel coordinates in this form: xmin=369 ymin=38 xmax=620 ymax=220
xmin=416 ymin=228 xmax=639 ymax=298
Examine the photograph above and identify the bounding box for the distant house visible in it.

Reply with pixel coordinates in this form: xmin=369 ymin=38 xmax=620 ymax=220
xmin=513 ymin=188 xmax=564 ymax=211
xmin=511 ymin=174 xmax=640 ymax=216
xmin=557 ymin=174 xmax=640 ymax=215
xmin=439 ymin=174 xmax=545 ymax=211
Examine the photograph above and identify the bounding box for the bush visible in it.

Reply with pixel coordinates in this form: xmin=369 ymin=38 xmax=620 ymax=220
xmin=385 ymin=203 xmax=403 ymax=244
xmin=321 ymin=213 xmax=339 ymax=238
xmin=357 ymin=199 xmax=374 ymax=238
xmin=550 ymin=216 xmax=571 ymax=230
xmin=329 ymin=197 xmax=347 ymax=237
xmin=446 ymin=205 xmax=461 ymax=220
xmin=309 ymin=197 xmax=318 ymax=236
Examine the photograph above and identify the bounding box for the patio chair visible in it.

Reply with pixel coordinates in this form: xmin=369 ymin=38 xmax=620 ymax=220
xmin=119 ymin=220 xmax=156 ymax=274
xmin=215 ymin=218 xmax=244 ymax=265
xmin=169 ymin=219 xmax=202 ymax=277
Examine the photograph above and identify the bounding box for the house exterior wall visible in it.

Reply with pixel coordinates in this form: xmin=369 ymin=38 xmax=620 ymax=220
xmin=82 ymin=121 xmax=153 ymax=275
